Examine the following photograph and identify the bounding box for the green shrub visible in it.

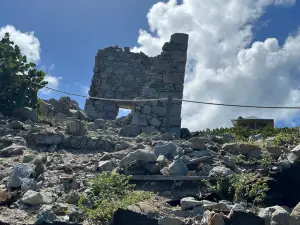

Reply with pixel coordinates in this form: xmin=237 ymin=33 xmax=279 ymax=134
xmin=205 ymin=173 xmax=270 ymax=205
xmin=0 ymin=33 xmax=47 ymax=116
xmin=78 ymin=172 xmax=154 ymax=224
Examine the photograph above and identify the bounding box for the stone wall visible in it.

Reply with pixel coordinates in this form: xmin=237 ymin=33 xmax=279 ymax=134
xmin=85 ymin=33 xmax=189 ymax=135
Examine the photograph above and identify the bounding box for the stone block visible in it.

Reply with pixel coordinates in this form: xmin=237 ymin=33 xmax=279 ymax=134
xmin=142 ymin=105 xmax=152 ymax=114
xmin=132 ymin=116 xmax=148 ymax=126
xmin=170 ymin=33 xmax=189 ymax=45
xmin=152 ymin=106 xmax=167 ymax=117
xmin=163 ymin=73 xmax=184 ymax=84
xmin=149 ymin=117 xmax=161 ymax=127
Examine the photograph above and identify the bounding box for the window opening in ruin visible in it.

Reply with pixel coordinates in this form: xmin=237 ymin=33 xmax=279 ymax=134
xmin=117 ymin=108 xmax=131 ymax=119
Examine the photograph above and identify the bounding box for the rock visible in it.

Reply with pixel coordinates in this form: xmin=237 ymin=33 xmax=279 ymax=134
xmin=223 ymin=143 xmax=261 ymax=157
xmin=94 ymin=119 xmax=106 ymax=129
xmin=78 ymin=110 xmax=89 ymax=121
xmin=12 ymin=107 xmax=38 ymax=122
xmin=119 ymin=149 xmax=157 ymax=167
xmin=7 ymin=164 xmax=33 ymax=188
xmin=229 ymin=211 xmax=265 ymax=225
xmin=0 ymin=144 xmax=26 ymax=157
xmin=68 ymin=119 xmax=86 ymax=136
xmin=65 ymin=190 xmax=80 ymax=205
xmin=200 ymin=211 xmax=225 ymax=225
xmin=180 ymin=197 xmax=202 ymax=210
xmin=292 ymin=144 xmax=300 ymax=156
xmin=209 ymin=166 xmax=234 ymax=177
xmin=249 ymin=134 xmax=263 ymax=142
xmin=159 ymin=217 xmax=184 ymax=225
xmin=113 ymin=208 xmax=158 ymax=225
xmin=21 ymin=178 xmax=37 ymax=191
xmin=154 ymin=141 xmax=183 ymax=158
xmin=36 ymin=133 xmax=64 ymax=146
xmin=258 ymin=206 xmax=290 ymax=225
xmin=157 ymin=155 xmax=167 ymax=166
xmin=35 ymin=210 xmax=58 ymax=224
xmin=191 ymin=137 xmax=207 ymax=149
xmin=87 ymin=122 xmax=96 ymax=131
xmin=22 ymin=190 xmax=43 ymax=205
xmin=10 ymin=121 xmax=24 ymax=129
xmin=290 ymin=202 xmax=300 ymax=225
xmin=168 ymin=159 xmax=188 ymax=176
xmin=23 ymin=154 xmax=35 ymax=163
xmin=230 ymin=203 xmax=247 ymax=213
xmin=98 ymin=160 xmax=115 ymax=172
xmin=188 ymin=150 xmax=211 ymax=158
xmin=33 ymin=156 xmax=46 ymax=178
xmin=120 ymin=125 xmax=142 ymax=137
xmin=224 ymin=156 xmax=235 ymax=167
xmin=266 ymin=147 xmax=289 ymax=158
xmin=41 ymin=192 xmax=53 ymax=204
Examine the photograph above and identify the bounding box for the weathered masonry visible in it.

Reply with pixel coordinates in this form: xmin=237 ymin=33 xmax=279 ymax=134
xmin=85 ymin=33 xmax=189 ymax=135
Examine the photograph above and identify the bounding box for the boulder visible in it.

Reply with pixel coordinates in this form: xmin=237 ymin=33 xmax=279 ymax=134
xmin=191 ymin=137 xmax=207 ymax=149
xmin=258 ymin=206 xmax=290 ymax=225
xmin=98 ymin=160 xmax=115 ymax=172
xmin=229 ymin=211 xmax=265 ymax=225
xmin=120 ymin=125 xmax=142 ymax=137
xmin=168 ymin=160 xmax=189 ymax=176
xmin=223 ymin=143 xmax=261 ymax=158
xmin=154 ymin=141 xmax=183 ymax=158
xmin=22 ymin=190 xmax=43 ymax=205
xmin=200 ymin=211 xmax=225 ymax=225
xmin=7 ymin=164 xmax=33 ymax=188
xmin=0 ymin=144 xmax=26 ymax=157
xmin=180 ymin=197 xmax=202 ymax=210
xmin=21 ymin=178 xmax=37 ymax=191
xmin=94 ymin=119 xmax=106 ymax=129
xmin=113 ymin=208 xmax=158 ymax=225
xmin=119 ymin=149 xmax=157 ymax=167
xmin=12 ymin=107 xmax=38 ymax=122
xmin=35 ymin=210 xmax=58 ymax=224
xmin=209 ymin=166 xmax=234 ymax=177
xmin=68 ymin=119 xmax=86 ymax=136
xmin=266 ymin=147 xmax=289 ymax=158
xmin=158 ymin=217 xmax=184 ymax=225
xmin=290 ymin=202 xmax=300 ymax=225
xmin=10 ymin=121 xmax=24 ymax=129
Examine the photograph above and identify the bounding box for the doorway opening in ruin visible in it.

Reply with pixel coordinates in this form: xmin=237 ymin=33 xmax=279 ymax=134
xmin=117 ymin=108 xmax=131 ymax=119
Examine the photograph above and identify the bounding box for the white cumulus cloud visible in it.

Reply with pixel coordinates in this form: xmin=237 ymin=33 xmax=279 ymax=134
xmin=133 ymin=0 xmax=300 ymax=131
xmin=0 ymin=25 xmax=40 ymax=63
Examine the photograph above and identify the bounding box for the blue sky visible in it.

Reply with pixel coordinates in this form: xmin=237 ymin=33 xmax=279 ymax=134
xmin=1 ymin=0 xmax=300 ymax=129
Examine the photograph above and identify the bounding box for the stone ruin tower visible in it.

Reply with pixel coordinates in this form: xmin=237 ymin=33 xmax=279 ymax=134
xmin=85 ymin=33 xmax=189 ymax=136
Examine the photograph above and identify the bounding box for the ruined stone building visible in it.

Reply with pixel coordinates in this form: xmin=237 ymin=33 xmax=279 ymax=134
xmin=85 ymin=33 xmax=189 ymax=135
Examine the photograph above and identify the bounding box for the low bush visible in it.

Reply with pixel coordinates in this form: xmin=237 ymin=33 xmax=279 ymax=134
xmin=78 ymin=172 xmax=154 ymax=224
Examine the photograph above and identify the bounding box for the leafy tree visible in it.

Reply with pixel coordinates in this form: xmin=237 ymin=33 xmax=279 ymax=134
xmin=0 ymin=32 xmax=47 ymax=115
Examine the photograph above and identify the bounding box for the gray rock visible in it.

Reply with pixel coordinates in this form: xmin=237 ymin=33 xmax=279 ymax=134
xmin=87 ymin=122 xmax=96 ymax=131
xmin=0 ymin=144 xmax=26 ymax=157
xmin=94 ymin=119 xmax=106 ymax=129
xmin=292 ymin=144 xmax=300 ymax=156
xmin=119 ymin=149 xmax=157 ymax=167
xmin=266 ymin=147 xmax=289 ymax=158
xmin=65 ymin=190 xmax=80 ymax=205
xmin=223 ymin=143 xmax=261 ymax=157
xmin=35 ymin=210 xmax=58 ymax=224
xmin=36 ymin=133 xmax=63 ymax=145
xmin=200 ymin=210 xmax=225 ymax=225
xmin=168 ymin=160 xmax=188 ymax=176
xmin=158 ymin=217 xmax=184 ymax=225
xmin=230 ymin=203 xmax=247 ymax=213
xmin=23 ymin=154 xmax=35 ymax=163
xmin=258 ymin=205 xmax=290 ymax=225
xmin=22 ymin=190 xmax=43 ymax=205
xmin=10 ymin=120 xmax=24 ymax=129
xmin=120 ymin=125 xmax=142 ymax=137
xmin=68 ymin=119 xmax=86 ymax=136
xmin=12 ymin=107 xmax=38 ymax=122
xmin=98 ymin=160 xmax=115 ymax=172
xmin=290 ymin=202 xmax=300 ymax=225
xmin=21 ymin=178 xmax=37 ymax=191
xmin=157 ymin=155 xmax=167 ymax=166
xmin=180 ymin=197 xmax=202 ymax=210
xmin=191 ymin=137 xmax=207 ymax=149
xmin=154 ymin=141 xmax=183 ymax=158
xmin=209 ymin=166 xmax=233 ymax=177
xmin=188 ymin=150 xmax=211 ymax=158
xmin=7 ymin=164 xmax=33 ymax=188
xmin=249 ymin=134 xmax=263 ymax=142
